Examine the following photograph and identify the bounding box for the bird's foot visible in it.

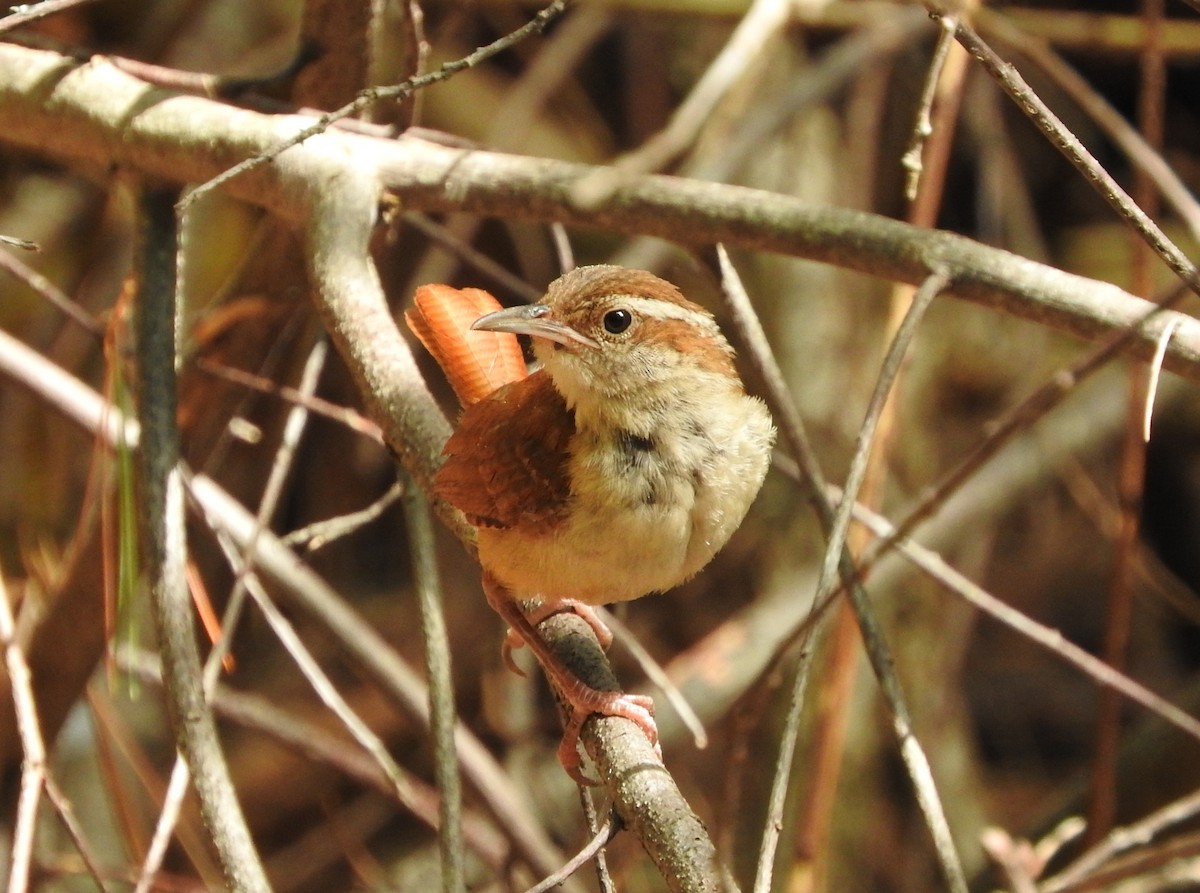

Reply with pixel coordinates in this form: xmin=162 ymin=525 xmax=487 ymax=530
xmin=556 ymin=686 xmax=659 ymax=786
xmin=481 ymin=575 xmax=658 ymax=784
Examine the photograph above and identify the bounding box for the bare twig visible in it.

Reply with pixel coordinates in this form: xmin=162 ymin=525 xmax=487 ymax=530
xmin=1087 ymin=0 xmax=1166 ymax=843
xmin=403 ymin=483 xmax=465 ymax=893
xmin=0 ymin=234 xmax=37 ymax=250
xmin=0 ymin=245 xmax=105 ymax=337
xmin=980 ymin=828 xmax=1040 ymax=893
xmin=184 ymin=0 xmax=571 ymax=208
xmin=933 ymin=10 xmax=1200 ymax=302
xmin=0 ymin=567 xmax=46 ymax=893
xmin=980 ymin=16 xmax=1200 ymax=241
xmin=527 ymin=812 xmax=620 ymax=893
xmin=134 ymin=187 xmax=270 ymax=893
xmin=283 ymin=481 xmax=404 ymax=553
xmin=1044 ymin=829 xmax=1200 ymax=892
xmin=193 ymin=357 xmax=382 ymax=441
xmin=1142 ymin=317 xmax=1178 ymax=442
xmin=42 ymin=775 xmax=112 ymax=893
xmin=401 ymin=213 xmax=541 ymax=302
xmin=570 ymin=0 xmax=792 ymax=208
xmin=597 ymin=606 xmax=708 ymax=750
xmin=902 ymin=14 xmax=958 ymax=201
xmin=0 ymin=0 xmax=96 ymax=35
xmin=844 ymin=494 xmax=1200 ymax=745
xmin=857 ymin=279 xmax=1190 ymax=588
xmin=723 ymin=246 xmax=966 ymax=893
xmin=132 ymin=758 xmax=188 ymax=893
xmin=209 ymin=521 xmax=430 ymax=822
xmin=117 ymin=647 xmax=509 ymax=869
xmin=1046 ymin=788 xmax=1200 ymax=892
xmin=808 ymin=268 xmax=966 ymax=893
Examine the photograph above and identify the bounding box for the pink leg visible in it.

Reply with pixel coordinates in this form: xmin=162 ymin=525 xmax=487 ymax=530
xmin=483 ymin=574 xmax=658 ymax=785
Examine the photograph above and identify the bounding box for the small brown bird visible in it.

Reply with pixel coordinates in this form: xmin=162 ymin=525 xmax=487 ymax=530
xmin=408 ymin=265 xmax=775 ymax=781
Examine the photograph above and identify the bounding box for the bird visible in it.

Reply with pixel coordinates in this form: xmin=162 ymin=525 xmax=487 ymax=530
xmin=407 ymin=264 xmax=775 ymax=782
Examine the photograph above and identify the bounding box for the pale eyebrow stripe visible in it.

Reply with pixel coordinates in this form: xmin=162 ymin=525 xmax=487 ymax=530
xmin=619 ymin=296 xmax=721 ymax=333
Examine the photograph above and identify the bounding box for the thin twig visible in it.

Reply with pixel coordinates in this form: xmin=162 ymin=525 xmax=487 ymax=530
xmin=193 ymin=357 xmax=382 ymax=441
xmin=570 ymin=0 xmax=792 ymax=208
xmin=1044 ymin=829 xmax=1200 ymax=893
xmin=526 ymin=811 xmax=620 ymax=893
xmin=209 ymin=337 xmax=329 ymax=678
xmin=579 ymin=788 xmax=613 ymax=893
xmin=933 ymin=10 xmax=1200 ymax=301
xmin=902 ymin=14 xmax=958 ymax=201
xmin=980 ymin=828 xmax=1040 ymax=893
xmin=805 ymin=268 xmax=965 ymax=893
xmin=0 ymin=234 xmax=37 ymax=250
xmin=980 ymin=16 xmax=1200 ymax=241
xmin=401 ymin=213 xmax=542 ymax=302
xmin=858 ymin=279 xmax=1189 ymax=588
xmin=210 ymin=522 xmax=431 ymax=819
xmin=1046 ymin=788 xmax=1200 ymax=892
xmin=118 ymin=647 xmax=510 ymax=870
xmin=0 ymin=567 xmax=46 ymax=893
xmin=597 ymin=606 xmax=707 ymax=750
xmin=42 ymin=775 xmax=112 ymax=893
xmin=0 ymin=245 xmax=106 ymax=337
xmin=1089 ymin=0 xmax=1164 ymax=844
xmin=403 ymin=482 xmax=465 ymax=893
xmin=800 ymin=15 xmax=968 ymax=880
xmin=283 ymin=480 xmax=404 ymax=553
xmin=721 ymin=247 xmax=967 ymax=893
xmin=0 ymin=0 xmax=96 ymax=35
xmin=183 ymin=0 xmax=571 ymax=210
xmin=134 ymin=187 xmax=270 ymax=893
xmin=843 ymin=495 xmax=1200 ymax=745
xmin=1142 ymin=317 xmax=1178 ymax=442
xmin=133 ymin=759 xmax=189 ymax=893
xmin=715 ymin=247 xmax=833 ymax=893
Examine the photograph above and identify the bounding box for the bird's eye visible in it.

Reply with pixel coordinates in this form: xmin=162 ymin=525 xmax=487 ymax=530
xmin=603 ymin=308 xmax=633 ymax=334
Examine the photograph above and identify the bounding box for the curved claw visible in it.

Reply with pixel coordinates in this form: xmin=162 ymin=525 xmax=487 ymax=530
xmin=556 ymin=690 xmax=659 ymax=786
xmin=500 ymin=629 xmax=527 ymax=676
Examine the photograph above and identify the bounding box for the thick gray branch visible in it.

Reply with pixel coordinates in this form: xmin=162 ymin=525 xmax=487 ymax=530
xmin=0 ymin=44 xmax=1196 ymax=386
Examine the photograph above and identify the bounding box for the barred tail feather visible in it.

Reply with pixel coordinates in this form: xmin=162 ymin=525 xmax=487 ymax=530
xmin=406 ymin=284 xmax=528 ymax=406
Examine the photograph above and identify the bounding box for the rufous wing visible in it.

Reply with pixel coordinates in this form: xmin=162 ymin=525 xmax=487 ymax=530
xmin=435 ymin=370 xmax=574 ymax=536
xmin=405 ymin=284 xmax=528 ymax=407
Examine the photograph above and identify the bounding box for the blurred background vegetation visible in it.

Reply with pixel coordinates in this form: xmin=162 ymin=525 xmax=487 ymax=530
xmin=3 ymin=0 xmax=1200 ymax=890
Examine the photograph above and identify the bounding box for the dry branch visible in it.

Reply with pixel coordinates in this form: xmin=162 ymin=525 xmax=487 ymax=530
xmin=0 ymin=45 xmax=1197 ymax=387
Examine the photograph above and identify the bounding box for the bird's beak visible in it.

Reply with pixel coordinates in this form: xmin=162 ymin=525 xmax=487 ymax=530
xmin=471 ymin=304 xmax=599 ymax=349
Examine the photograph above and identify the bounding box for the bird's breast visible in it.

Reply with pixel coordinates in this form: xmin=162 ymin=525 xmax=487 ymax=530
xmin=477 ymin=389 xmax=773 ymax=605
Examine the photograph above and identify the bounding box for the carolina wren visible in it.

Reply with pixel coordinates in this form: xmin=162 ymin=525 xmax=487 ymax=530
xmin=408 ymin=265 xmax=775 ymax=781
